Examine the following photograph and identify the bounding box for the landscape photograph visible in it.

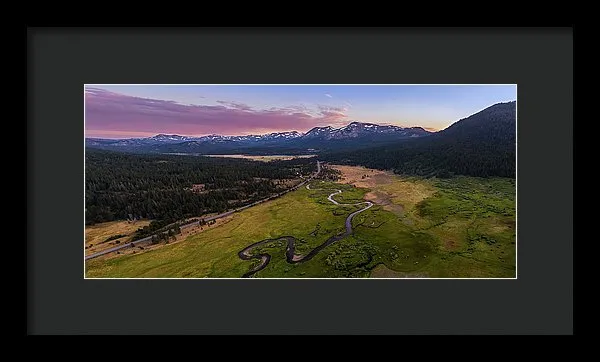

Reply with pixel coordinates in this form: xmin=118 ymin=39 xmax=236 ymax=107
xmin=84 ymin=84 xmax=516 ymax=278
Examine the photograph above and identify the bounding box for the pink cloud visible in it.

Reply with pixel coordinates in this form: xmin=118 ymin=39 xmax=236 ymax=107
xmin=85 ymin=88 xmax=348 ymax=137
xmin=85 ymin=130 xmax=159 ymax=139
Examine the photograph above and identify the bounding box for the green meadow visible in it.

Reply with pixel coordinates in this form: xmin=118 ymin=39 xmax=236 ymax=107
xmin=86 ymin=175 xmax=515 ymax=278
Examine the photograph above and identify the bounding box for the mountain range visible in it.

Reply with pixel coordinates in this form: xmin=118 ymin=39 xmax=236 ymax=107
xmin=85 ymin=122 xmax=432 ymax=154
xmin=85 ymin=101 xmax=516 ymax=177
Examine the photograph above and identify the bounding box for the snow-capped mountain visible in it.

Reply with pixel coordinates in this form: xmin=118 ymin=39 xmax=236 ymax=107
xmin=304 ymin=122 xmax=429 ymax=140
xmin=150 ymin=134 xmax=194 ymax=142
xmin=260 ymin=131 xmax=303 ymax=140
xmin=86 ymin=134 xmax=194 ymax=147
xmin=188 ymin=131 xmax=302 ymax=143
xmin=303 ymin=126 xmax=334 ymax=139
xmin=85 ymin=122 xmax=433 ymax=154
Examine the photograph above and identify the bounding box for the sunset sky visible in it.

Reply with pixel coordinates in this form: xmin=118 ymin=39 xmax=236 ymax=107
xmin=85 ymin=84 xmax=516 ymax=139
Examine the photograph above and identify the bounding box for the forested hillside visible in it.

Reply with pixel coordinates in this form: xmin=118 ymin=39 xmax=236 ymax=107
xmin=85 ymin=149 xmax=316 ymax=225
xmin=321 ymin=101 xmax=516 ymax=178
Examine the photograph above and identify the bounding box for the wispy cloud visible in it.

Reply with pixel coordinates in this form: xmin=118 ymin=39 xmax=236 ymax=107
xmin=324 ymin=93 xmax=332 ymax=98
xmin=85 ymin=87 xmax=348 ymax=137
xmin=343 ymin=101 xmax=353 ymax=108
xmin=216 ymin=100 xmax=253 ymax=111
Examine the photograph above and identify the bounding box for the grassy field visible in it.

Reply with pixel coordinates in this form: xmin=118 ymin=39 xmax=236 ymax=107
xmin=85 ymin=220 xmax=151 ymax=256
xmin=85 ymin=166 xmax=515 ymax=278
xmin=85 ymin=184 xmax=354 ymax=277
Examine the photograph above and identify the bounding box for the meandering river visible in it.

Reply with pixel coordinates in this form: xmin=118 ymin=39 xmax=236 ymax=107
xmin=238 ymin=183 xmax=373 ymax=277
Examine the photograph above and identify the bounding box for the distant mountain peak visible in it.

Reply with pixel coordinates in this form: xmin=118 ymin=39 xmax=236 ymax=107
xmin=141 ymin=122 xmax=434 ymax=144
xmin=302 ymin=121 xmax=432 ymax=140
xmin=86 ymin=120 xmax=434 ymax=153
xmin=151 ymin=134 xmax=190 ymax=141
xmin=261 ymin=130 xmax=304 ymax=140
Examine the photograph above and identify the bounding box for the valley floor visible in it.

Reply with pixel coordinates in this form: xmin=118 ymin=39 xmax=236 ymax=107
xmin=85 ymin=165 xmax=516 ymax=278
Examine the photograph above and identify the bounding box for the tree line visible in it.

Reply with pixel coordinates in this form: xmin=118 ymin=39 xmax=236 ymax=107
xmin=85 ymin=149 xmax=317 ymax=227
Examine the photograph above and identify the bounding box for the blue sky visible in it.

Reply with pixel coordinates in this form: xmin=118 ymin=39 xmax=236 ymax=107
xmin=85 ymin=84 xmax=516 ymax=138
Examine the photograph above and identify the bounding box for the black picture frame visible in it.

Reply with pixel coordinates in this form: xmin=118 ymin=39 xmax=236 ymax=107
xmin=27 ymin=27 xmax=573 ymax=335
